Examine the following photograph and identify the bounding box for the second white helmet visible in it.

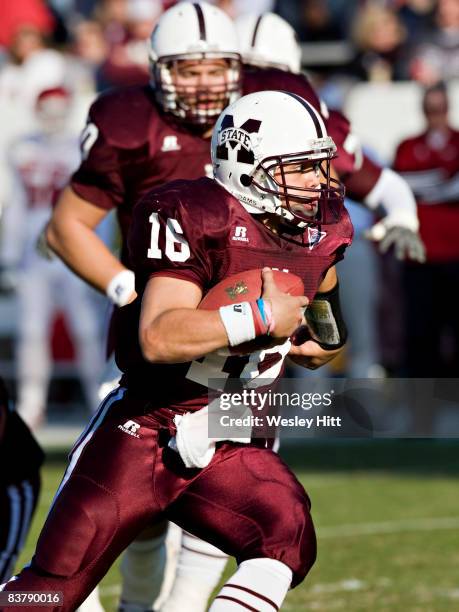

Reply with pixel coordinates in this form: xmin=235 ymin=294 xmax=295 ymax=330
xmin=236 ymin=13 xmax=302 ymax=74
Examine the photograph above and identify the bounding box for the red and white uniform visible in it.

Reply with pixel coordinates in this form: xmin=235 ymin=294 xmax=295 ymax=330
xmin=393 ymin=128 xmax=459 ymax=262
xmin=0 ymin=178 xmax=352 ymax=610
xmin=4 ymin=133 xmax=79 ymax=267
xmin=1 ymin=132 xmax=103 ymax=427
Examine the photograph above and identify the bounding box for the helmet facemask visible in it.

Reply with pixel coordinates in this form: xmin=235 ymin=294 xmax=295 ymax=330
xmin=252 ymin=150 xmax=345 ymax=227
xmin=151 ymin=53 xmax=241 ymax=127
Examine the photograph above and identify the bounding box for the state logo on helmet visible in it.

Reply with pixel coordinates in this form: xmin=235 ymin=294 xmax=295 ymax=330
xmin=235 ymin=13 xmax=302 ymax=74
xmin=211 ymin=90 xmax=344 ymax=227
xmin=149 ymin=2 xmax=242 ymax=126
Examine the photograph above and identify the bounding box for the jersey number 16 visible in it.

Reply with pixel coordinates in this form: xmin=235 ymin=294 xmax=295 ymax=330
xmin=147 ymin=213 xmax=190 ymax=262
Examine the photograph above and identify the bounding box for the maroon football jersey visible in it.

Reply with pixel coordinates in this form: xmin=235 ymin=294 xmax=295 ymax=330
xmin=242 ymin=67 xmax=382 ymax=201
xmin=116 ymin=177 xmax=352 ymax=413
xmin=393 ymin=129 xmax=459 ymax=262
xmin=71 ymin=85 xmax=212 ymax=266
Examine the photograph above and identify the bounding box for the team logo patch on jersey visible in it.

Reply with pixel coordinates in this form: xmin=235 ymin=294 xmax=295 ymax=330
xmin=118 ymin=420 xmax=141 ymax=438
xmin=161 ymin=135 xmax=181 ymax=152
xmin=225 ymin=281 xmax=249 ymax=300
xmin=232 ymin=226 xmax=249 ymax=243
xmin=216 ymin=115 xmax=261 ymax=165
xmin=307 ymin=226 xmax=327 ymax=250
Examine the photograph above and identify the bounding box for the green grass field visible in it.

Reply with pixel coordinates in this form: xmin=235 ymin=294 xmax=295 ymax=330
xmin=16 ymin=441 xmax=459 ymax=611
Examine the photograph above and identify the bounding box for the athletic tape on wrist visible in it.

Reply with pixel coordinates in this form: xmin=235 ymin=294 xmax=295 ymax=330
xmin=106 ymin=269 xmax=135 ymax=307
xmin=305 ymin=282 xmax=347 ymax=350
xmin=219 ymin=300 xmax=270 ymax=347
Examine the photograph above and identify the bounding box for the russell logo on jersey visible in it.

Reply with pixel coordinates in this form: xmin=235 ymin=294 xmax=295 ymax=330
xmin=118 ymin=420 xmax=141 ymax=438
xmin=232 ymin=226 xmax=249 ymax=242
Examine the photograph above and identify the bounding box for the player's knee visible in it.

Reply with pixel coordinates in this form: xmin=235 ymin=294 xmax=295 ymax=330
xmin=34 ymin=475 xmax=119 ymax=578
xmin=270 ymin=493 xmax=317 ymax=587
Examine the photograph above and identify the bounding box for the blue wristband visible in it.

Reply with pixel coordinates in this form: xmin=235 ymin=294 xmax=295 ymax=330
xmin=256 ymin=298 xmax=268 ymax=326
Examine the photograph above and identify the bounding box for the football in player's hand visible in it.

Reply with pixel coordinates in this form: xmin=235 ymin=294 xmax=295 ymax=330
xmin=199 ymin=268 xmax=304 ymax=354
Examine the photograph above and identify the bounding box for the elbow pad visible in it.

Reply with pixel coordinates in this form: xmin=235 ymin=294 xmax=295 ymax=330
xmin=364 ymin=168 xmax=419 ymax=232
xmin=305 ymin=282 xmax=347 ymax=350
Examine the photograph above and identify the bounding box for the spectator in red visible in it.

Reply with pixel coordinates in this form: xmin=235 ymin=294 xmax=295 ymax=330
xmin=393 ymin=82 xmax=459 ymax=376
xmin=0 ymin=0 xmax=54 ymax=50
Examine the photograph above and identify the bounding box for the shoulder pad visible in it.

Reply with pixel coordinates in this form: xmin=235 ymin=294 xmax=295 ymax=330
xmin=89 ymin=86 xmax=158 ymax=150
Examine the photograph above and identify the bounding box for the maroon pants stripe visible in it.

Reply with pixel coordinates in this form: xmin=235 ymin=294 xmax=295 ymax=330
xmin=214 ymin=595 xmax=259 ymax=611
xmin=225 ymin=583 xmax=279 ymax=611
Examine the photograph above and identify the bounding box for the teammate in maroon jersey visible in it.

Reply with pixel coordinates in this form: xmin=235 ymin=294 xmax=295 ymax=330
xmin=0 ymin=376 xmax=43 ymax=583
xmin=1 ymin=90 xmax=351 ymax=612
xmin=237 ymin=11 xmax=425 ymax=263
xmin=47 ymin=3 xmax=241 ymax=311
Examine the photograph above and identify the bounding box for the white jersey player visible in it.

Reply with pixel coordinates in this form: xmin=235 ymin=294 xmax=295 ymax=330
xmin=0 ymin=87 xmax=103 ymax=430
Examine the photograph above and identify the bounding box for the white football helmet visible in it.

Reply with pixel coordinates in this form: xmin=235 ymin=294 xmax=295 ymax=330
xmin=212 ymin=90 xmax=344 ymax=227
xmin=235 ymin=13 xmax=302 ymax=74
xmin=149 ymin=2 xmax=241 ymax=125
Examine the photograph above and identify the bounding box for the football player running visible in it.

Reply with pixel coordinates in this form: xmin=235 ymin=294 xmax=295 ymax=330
xmin=236 ymin=11 xmax=426 ymax=263
xmin=46 ymin=4 xmax=242 ymax=611
xmin=1 ymin=89 xmax=351 ymax=612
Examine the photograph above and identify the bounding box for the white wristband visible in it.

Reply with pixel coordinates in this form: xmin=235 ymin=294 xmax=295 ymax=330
xmin=219 ymin=302 xmax=256 ymax=347
xmin=106 ymin=269 xmax=135 ymax=307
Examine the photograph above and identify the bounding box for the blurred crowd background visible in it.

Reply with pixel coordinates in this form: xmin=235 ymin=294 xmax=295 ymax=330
xmin=0 ymin=0 xmax=458 ymax=429
xmin=2 ymin=0 xmax=458 ymax=93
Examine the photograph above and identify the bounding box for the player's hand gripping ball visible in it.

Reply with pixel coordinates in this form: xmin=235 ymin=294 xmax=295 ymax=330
xmin=199 ymin=268 xmax=305 ymax=354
